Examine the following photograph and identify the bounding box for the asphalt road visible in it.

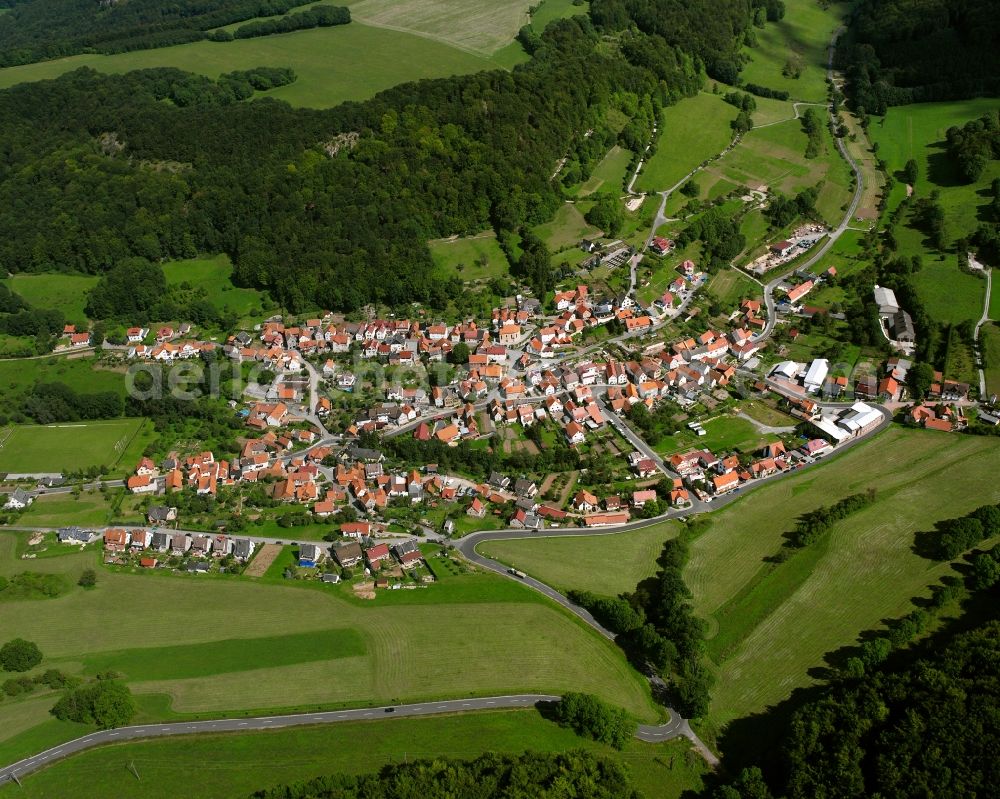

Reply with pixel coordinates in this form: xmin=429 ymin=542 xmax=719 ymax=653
xmin=0 ymin=694 xmax=693 ymax=784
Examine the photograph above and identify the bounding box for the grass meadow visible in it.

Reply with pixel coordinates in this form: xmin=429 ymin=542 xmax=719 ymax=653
xmin=893 ymin=225 xmax=985 ymax=324
xmin=636 ymin=93 xmax=736 ymax=193
xmin=706 ymin=268 xmax=759 ymax=308
xmin=0 ymin=23 xmax=497 ymax=108
xmin=0 ymin=711 xmax=707 ymax=799
xmin=163 ymin=254 xmax=269 ymax=322
xmin=870 ymin=98 xmax=1000 ymax=236
xmin=574 ymin=145 xmax=634 ymax=198
xmin=480 ymin=522 xmax=682 ymax=597
xmin=0 ymin=418 xmax=152 ymax=475
xmin=686 ymin=427 xmax=1000 ymax=726
xmin=982 ymin=323 xmax=1000 ymax=397
xmin=0 ymin=530 xmax=657 ymax=766
xmin=3 ymin=274 xmax=98 ymax=323
xmin=738 ymin=0 xmax=847 ymax=104
xmin=428 ymin=232 xmax=511 ymax=283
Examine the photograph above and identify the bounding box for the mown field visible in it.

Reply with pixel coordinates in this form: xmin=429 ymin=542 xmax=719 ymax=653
xmin=739 ymin=0 xmax=847 ymax=103
xmin=480 ymin=523 xmax=681 ymax=598
xmin=654 ymin=415 xmax=779 ymax=456
xmin=0 ymin=419 xmax=151 ymax=475
xmin=983 ymin=322 xmax=1000 ymax=397
xmin=0 ymin=531 xmax=658 ymax=767
xmin=892 ymin=225 xmax=985 ymax=324
xmin=574 ymin=145 xmax=633 ymax=198
xmin=686 ymin=427 xmax=1000 ymax=726
xmin=3 ymin=274 xmax=98 ymax=323
xmin=0 ymin=710 xmax=706 ymax=799
xmin=0 ymin=23 xmax=498 ymax=108
xmin=636 ymin=93 xmax=736 ymax=193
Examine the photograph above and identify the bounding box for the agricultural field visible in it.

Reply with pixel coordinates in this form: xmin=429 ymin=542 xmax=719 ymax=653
xmin=684 ymin=427 xmax=1000 ymax=726
xmin=0 ymin=418 xmax=152 ymax=475
xmin=739 ymin=0 xmax=846 ymax=104
xmin=636 ymin=93 xmax=736 ymax=193
xmin=869 ymin=98 xmax=1000 ymax=236
xmin=479 ymin=522 xmax=681 ymax=597
xmin=428 ymin=232 xmax=511 ymax=283
xmin=3 ymin=274 xmax=98 ymax=323
xmin=17 ymin=491 xmax=121 ymax=528
xmin=0 ymin=711 xmax=706 ymax=799
xmin=0 ymin=357 xmax=126 ymax=418
xmin=0 ymin=23 xmax=498 ymax=109
xmin=0 ymin=530 xmax=658 ymax=765
xmin=162 ymin=255 xmax=269 ymax=322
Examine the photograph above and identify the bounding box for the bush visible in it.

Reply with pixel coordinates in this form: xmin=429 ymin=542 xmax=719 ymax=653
xmin=78 ymin=569 xmax=97 ymax=588
xmin=0 ymin=638 xmax=42 ymax=672
xmin=553 ymin=692 xmax=635 ymax=750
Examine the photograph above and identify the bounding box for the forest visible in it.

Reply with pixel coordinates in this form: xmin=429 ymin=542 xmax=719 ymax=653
xmin=0 ymin=3 xmax=745 ymax=314
xmin=844 ymin=0 xmax=1000 ymax=113
xmin=251 ymin=750 xmax=641 ymax=799
xmin=0 ymin=0 xmax=346 ymax=66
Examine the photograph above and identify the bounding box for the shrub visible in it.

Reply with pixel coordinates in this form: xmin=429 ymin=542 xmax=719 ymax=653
xmin=0 ymin=638 xmax=42 ymax=672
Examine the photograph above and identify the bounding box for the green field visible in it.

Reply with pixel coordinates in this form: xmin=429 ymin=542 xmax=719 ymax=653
xmin=428 ymin=232 xmax=511 ymax=283
xmin=705 ymin=114 xmax=852 ymax=227
xmin=893 ymin=225 xmax=985 ymax=324
xmin=534 ymin=202 xmax=603 ymax=252
xmin=739 ymin=0 xmax=847 ymax=103
xmin=0 ymin=418 xmax=151 ymax=475
xmin=0 ymin=356 xmax=127 ymax=413
xmin=706 ymin=268 xmax=759 ymax=309
xmin=870 ymin=98 xmax=1000 ymax=237
xmin=575 ymin=145 xmax=634 ymax=197
xmin=983 ymin=322 xmax=1000 ymax=397
xmin=0 ymin=23 xmax=498 ymax=109
xmin=654 ymin=415 xmax=778 ymax=456
xmin=480 ymin=523 xmax=681 ymax=597
xmin=0 ymin=530 xmax=658 ymax=764
xmin=685 ymin=427 xmax=1000 ymax=725
xmin=636 ymin=93 xmax=736 ymax=193
xmin=162 ymin=254 xmax=269 ymax=322
xmin=4 ymin=274 xmax=98 ymax=323
xmin=0 ymin=710 xmax=707 ymax=799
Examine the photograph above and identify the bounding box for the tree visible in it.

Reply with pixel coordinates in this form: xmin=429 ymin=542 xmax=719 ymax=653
xmin=553 ymin=692 xmax=636 ymax=750
xmin=51 ymin=679 xmax=136 ymax=729
xmin=903 ymin=158 xmax=919 ymax=186
xmin=78 ymin=569 xmax=97 ymax=588
xmin=448 ymin=342 xmax=470 ymax=364
xmin=907 ymin=361 xmax=935 ymax=399
xmin=0 ymin=638 xmax=42 ymax=672
xmin=585 ymin=192 xmax=624 ymax=236
xmin=680 ymin=179 xmax=700 ymax=197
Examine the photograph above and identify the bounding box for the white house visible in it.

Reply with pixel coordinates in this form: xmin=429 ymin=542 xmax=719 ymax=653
xmin=803 ymin=359 xmax=830 ymax=394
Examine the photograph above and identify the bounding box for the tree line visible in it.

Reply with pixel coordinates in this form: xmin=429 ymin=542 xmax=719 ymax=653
xmin=210 ymin=4 xmax=350 ymax=42
xmin=571 ymin=521 xmax=712 ymax=718
xmin=251 ymin=750 xmax=642 ymax=799
xmin=0 ymin=0 xmax=337 ymax=66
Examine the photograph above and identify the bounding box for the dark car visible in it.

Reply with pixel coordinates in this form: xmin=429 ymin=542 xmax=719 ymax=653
xmin=384 ymin=707 xmax=396 ymax=713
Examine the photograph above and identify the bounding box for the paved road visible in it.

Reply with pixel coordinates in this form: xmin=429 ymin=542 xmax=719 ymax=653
xmin=0 ymin=693 xmax=694 ymax=784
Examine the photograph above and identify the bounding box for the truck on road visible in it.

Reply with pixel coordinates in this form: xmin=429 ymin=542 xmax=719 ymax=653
xmin=508 ymin=568 xmax=527 ymax=579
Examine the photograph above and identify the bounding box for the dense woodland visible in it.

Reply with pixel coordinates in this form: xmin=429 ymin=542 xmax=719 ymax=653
xmin=0 ymin=10 xmax=730 ymax=313
xmin=0 ymin=0 xmax=347 ymax=65
xmin=251 ymin=750 xmax=641 ymax=799
xmin=844 ymin=0 xmax=1000 ymax=113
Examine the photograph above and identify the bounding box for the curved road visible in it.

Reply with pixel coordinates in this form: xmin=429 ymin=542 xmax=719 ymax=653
xmin=0 ymin=694 xmax=687 ymax=784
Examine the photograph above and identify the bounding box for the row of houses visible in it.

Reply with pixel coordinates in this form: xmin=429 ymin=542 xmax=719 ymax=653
xmin=98 ymin=528 xmax=256 ymax=562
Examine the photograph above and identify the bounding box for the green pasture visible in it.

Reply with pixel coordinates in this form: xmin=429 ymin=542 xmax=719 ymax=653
xmin=4 ymin=274 xmax=98 ymax=323
xmin=739 ymin=0 xmax=847 ymax=103
xmin=0 ymin=418 xmax=151 ymax=475
xmin=0 ymin=23 xmax=498 ymax=109
xmin=685 ymin=427 xmax=1000 ymax=726
xmin=0 ymin=710 xmax=706 ymax=799
xmin=480 ymin=522 xmax=681 ymax=598
xmin=636 ymin=93 xmax=736 ymax=193
xmin=428 ymin=232 xmax=511 ymax=283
